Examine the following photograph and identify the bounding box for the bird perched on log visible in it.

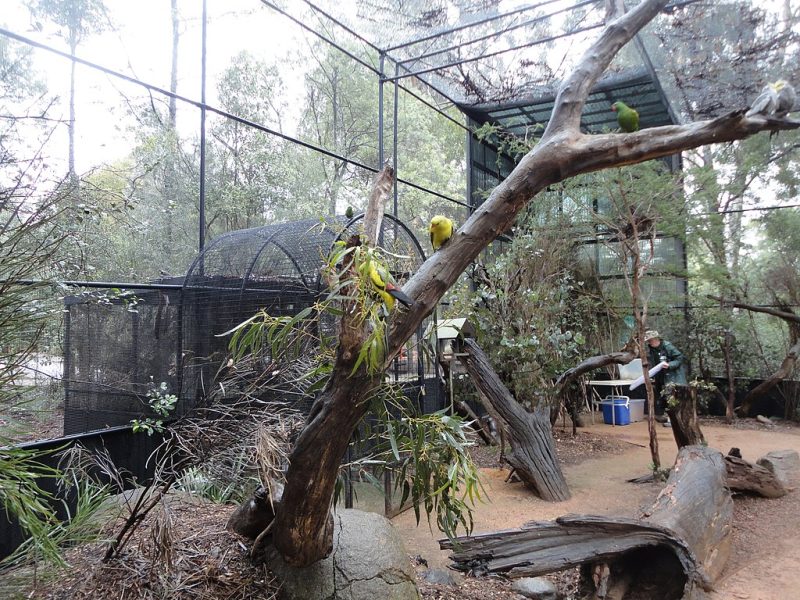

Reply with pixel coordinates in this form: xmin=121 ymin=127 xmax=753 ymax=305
xmin=345 ymin=206 xmax=354 ymax=219
xmin=360 ymin=257 xmax=413 ymax=311
xmin=429 ymin=215 xmax=454 ymax=251
xmin=611 ymin=101 xmax=639 ymax=132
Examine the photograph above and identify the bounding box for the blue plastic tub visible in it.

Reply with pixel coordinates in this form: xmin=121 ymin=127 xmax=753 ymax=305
xmin=601 ymin=396 xmax=631 ymax=426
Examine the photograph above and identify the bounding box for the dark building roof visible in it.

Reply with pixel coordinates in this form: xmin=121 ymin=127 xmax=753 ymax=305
xmin=459 ymin=68 xmax=677 ymax=135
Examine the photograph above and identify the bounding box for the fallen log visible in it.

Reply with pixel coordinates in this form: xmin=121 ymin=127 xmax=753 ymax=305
xmin=724 ymin=452 xmax=786 ymax=498
xmin=458 ymin=338 xmax=570 ymax=502
xmin=442 ymin=445 xmax=732 ymax=599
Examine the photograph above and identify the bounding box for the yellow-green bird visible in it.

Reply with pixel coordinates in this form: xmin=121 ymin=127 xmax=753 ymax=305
xmin=611 ymin=101 xmax=639 ymax=133
xmin=362 ymin=261 xmax=414 ymax=311
xmin=429 ymin=215 xmax=454 ymax=251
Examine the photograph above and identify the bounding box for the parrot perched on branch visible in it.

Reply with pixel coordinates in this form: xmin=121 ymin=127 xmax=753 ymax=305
xmin=429 ymin=215 xmax=454 ymax=251
xmin=361 ymin=259 xmax=413 ymax=311
xmin=746 ymin=82 xmax=780 ymax=118
xmin=745 ymin=80 xmax=796 ymax=118
xmin=610 ymin=101 xmax=639 ymax=133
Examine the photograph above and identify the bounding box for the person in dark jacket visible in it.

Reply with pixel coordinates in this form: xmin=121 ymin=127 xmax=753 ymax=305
xmin=644 ymin=330 xmax=687 ymax=425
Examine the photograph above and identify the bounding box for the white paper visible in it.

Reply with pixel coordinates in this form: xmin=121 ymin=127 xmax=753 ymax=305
xmin=628 ymin=363 xmax=665 ymax=391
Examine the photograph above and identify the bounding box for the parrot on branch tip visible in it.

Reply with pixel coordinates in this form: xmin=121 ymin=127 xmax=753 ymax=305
xmin=611 ymin=101 xmax=639 ymax=133
xmin=429 ymin=215 xmax=454 ymax=251
xmin=746 ymin=80 xmax=795 ymax=118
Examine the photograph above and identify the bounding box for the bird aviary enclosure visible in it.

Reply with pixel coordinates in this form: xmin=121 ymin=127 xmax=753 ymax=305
xmin=2 ymin=0 xmax=799 ymax=442
xmin=63 ymin=214 xmax=432 ymax=435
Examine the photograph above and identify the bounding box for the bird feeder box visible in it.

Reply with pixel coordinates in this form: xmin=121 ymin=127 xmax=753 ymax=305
xmin=430 ymin=317 xmax=476 ymax=362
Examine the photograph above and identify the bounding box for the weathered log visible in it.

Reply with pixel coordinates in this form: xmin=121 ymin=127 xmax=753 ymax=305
xmin=458 ymin=338 xmax=570 ymax=502
xmin=442 ymin=446 xmax=732 ymax=599
xmin=724 ymin=453 xmax=786 ymax=498
xmin=666 ymin=385 xmax=705 ymax=448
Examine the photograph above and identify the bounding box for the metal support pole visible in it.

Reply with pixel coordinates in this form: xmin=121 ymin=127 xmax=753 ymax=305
xmin=392 ymin=62 xmax=399 ymax=217
xmin=199 ymin=0 xmax=208 ymax=253
xmin=378 ymin=53 xmax=385 ymax=167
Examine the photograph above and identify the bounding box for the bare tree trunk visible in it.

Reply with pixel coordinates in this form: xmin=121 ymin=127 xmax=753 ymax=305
xmin=458 ymin=339 xmax=570 ymax=502
xmin=666 ymin=385 xmax=705 ymax=448
xmin=68 ymin=36 xmax=77 ymax=191
xmin=164 ymin=0 xmax=180 ymax=249
xmin=234 ymin=167 xmax=393 ymax=566
xmin=723 ymin=330 xmax=735 ymax=423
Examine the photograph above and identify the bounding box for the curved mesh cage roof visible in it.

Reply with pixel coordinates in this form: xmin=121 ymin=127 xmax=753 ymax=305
xmin=184 ymin=214 xmax=424 ymax=298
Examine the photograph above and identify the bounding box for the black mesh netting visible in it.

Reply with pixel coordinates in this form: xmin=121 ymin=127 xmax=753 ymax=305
xmin=64 ymin=287 xmax=182 ymax=434
xmin=63 ymin=215 xmax=441 ymax=434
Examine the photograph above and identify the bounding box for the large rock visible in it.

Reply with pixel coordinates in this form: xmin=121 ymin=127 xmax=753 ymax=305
xmin=267 ymin=509 xmax=419 ymax=600
xmin=421 ymin=568 xmax=457 ymax=587
xmin=757 ymin=449 xmax=800 ymax=487
xmin=511 ymin=577 xmax=557 ymax=599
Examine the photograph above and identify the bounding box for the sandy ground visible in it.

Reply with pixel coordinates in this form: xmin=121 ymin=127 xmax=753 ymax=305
xmin=392 ymin=418 xmax=800 ymax=600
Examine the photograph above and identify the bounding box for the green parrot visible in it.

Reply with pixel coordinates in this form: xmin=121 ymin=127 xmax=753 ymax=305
xmin=611 ymin=101 xmax=639 ymax=133
xmin=345 ymin=206 xmax=354 ymax=219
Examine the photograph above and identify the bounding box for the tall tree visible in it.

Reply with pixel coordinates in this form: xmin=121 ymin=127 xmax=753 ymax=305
xmin=205 ymin=51 xmax=287 ymax=235
xmin=26 ymin=0 xmax=109 ymax=189
xmin=296 ymin=43 xmax=379 ymax=216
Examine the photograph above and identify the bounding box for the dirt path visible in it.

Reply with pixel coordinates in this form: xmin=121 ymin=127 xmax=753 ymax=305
xmin=392 ymin=419 xmax=800 ymax=599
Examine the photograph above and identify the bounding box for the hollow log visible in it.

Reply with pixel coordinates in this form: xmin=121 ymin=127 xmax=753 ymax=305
xmin=442 ymin=445 xmax=732 ymax=599
xmin=458 ymin=338 xmax=570 ymax=501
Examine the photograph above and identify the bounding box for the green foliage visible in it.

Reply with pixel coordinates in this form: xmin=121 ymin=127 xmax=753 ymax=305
xmin=226 ymin=238 xmax=404 ymax=379
xmin=0 ymin=446 xmax=112 ymax=574
xmin=130 ymin=380 xmax=178 ymax=436
xmin=176 ymin=459 xmax=259 ymax=506
xmin=345 ymin=385 xmax=483 ymax=539
xmin=458 ymin=198 xmax=600 ymax=407
xmin=394 ymin=410 xmax=483 ymax=538
xmin=0 ymin=446 xmax=64 ymax=568
xmin=26 ymin=0 xmax=109 ymax=48
xmin=472 ymin=121 xmax=538 ymax=164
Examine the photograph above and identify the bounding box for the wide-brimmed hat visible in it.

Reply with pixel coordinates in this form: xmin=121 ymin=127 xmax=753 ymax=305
xmin=644 ymin=330 xmax=660 ymax=342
